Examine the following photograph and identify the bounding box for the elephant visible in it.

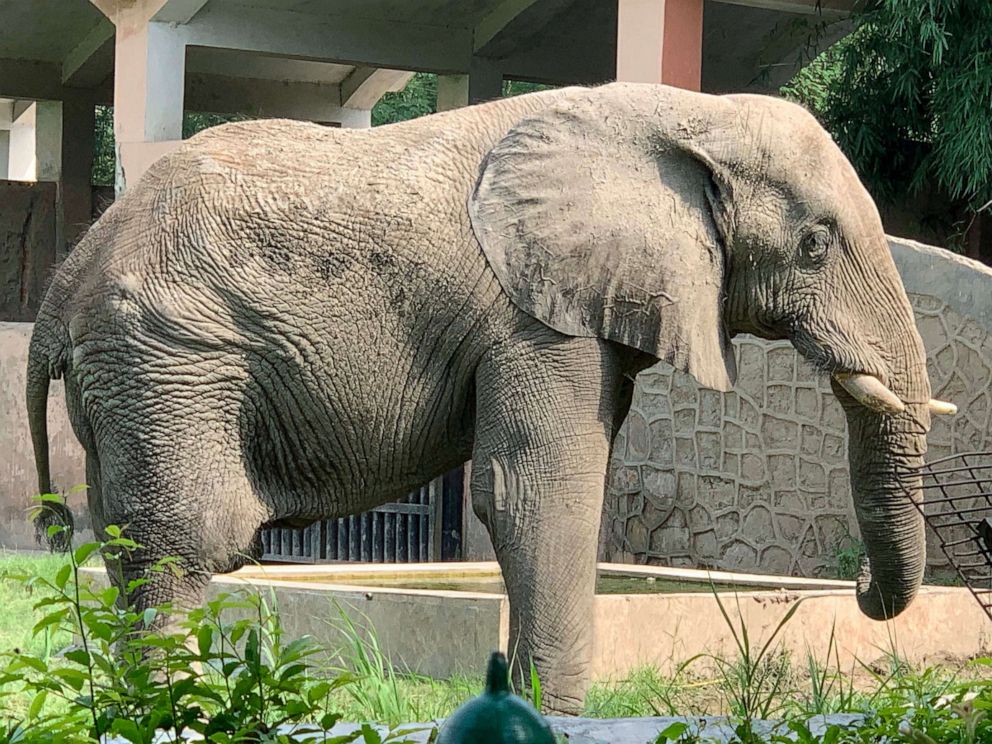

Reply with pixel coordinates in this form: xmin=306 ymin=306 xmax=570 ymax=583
xmin=27 ymin=82 xmax=955 ymax=713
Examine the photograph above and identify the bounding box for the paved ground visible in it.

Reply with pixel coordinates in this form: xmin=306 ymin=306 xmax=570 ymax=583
xmin=105 ymin=714 xmax=865 ymax=742
xmin=152 ymin=714 xmax=861 ymax=743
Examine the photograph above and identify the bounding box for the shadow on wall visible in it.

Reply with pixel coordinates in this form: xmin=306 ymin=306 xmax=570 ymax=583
xmin=602 ymin=237 xmax=992 ymax=579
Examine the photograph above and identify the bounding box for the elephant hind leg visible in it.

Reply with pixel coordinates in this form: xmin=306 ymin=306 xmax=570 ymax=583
xmin=471 ymin=333 xmax=625 ymax=714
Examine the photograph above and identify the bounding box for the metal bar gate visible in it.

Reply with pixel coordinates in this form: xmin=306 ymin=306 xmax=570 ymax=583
xmin=260 ymin=466 xmax=465 ymax=564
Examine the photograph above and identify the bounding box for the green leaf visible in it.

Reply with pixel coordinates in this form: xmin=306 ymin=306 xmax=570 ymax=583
xmin=245 ymin=628 xmax=260 ymax=666
xmin=359 ymin=723 xmax=383 ymax=744
xmin=32 ymin=610 xmax=67 ymax=635
xmin=54 ymin=564 xmax=72 ymax=590
xmin=529 ymin=658 xmax=542 ymax=711
xmin=51 ymin=667 xmax=88 ymax=691
xmin=73 ymin=542 xmax=101 ymax=566
xmin=110 ymin=718 xmax=143 ymax=743
xmin=197 ymin=624 xmax=214 ymax=656
xmin=654 ymin=722 xmax=688 ymax=742
xmin=142 ymin=607 xmax=158 ymax=628
xmin=63 ymin=649 xmax=90 ymax=667
xmin=27 ymin=690 xmax=47 ymax=720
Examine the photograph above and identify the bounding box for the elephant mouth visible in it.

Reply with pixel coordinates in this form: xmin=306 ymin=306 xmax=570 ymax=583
xmin=782 ymin=330 xmax=954 ymax=418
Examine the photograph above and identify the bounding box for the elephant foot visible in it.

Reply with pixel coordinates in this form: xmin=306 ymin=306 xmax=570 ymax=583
xmin=539 ymin=690 xmax=584 ymax=717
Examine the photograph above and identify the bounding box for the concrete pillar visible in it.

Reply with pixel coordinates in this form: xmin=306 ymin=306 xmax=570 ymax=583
xmin=333 ymin=109 xmax=372 ymax=129
xmin=34 ymin=101 xmax=63 ymax=182
xmin=8 ymin=103 xmax=36 ymax=181
xmin=437 ymin=60 xmax=501 ymax=112
xmin=111 ymin=11 xmax=187 ymax=192
xmin=0 ymin=97 xmax=95 ymax=253
xmin=60 ymin=96 xmax=95 ymax=252
xmin=436 ymin=74 xmax=469 ymax=112
xmin=616 ymin=0 xmax=703 ymax=90
xmin=0 ymin=130 xmax=8 ymax=178
xmin=468 ymin=57 xmax=503 ymax=104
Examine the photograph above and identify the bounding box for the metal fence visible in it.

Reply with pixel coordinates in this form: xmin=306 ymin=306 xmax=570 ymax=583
xmin=260 ymin=467 xmax=465 ymax=564
xmin=919 ymin=452 xmax=992 ymax=623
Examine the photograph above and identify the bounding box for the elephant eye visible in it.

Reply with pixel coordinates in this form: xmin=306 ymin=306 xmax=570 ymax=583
xmin=799 ymin=225 xmax=831 ymax=267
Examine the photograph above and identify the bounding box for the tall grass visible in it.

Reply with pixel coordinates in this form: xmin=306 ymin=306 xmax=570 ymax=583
xmin=327 ymin=605 xmax=479 ymax=726
xmin=706 ymin=590 xmax=800 ymax=741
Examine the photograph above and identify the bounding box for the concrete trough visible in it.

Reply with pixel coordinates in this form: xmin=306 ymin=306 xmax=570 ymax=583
xmin=80 ymin=561 xmax=992 ymax=680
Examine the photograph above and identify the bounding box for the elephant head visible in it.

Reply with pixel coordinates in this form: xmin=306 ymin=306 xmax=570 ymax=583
xmin=469 ymin=82 xmax=954 ymax=620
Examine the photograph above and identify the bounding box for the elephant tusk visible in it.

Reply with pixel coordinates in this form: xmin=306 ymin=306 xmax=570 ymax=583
xmin=928 ymin=399 xmax=957 ymax=416
xmin=833 ymin=373 xmax=906 ymax=415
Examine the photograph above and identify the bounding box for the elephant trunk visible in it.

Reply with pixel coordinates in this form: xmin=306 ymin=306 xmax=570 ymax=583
xmin=832 ymin=322 xmax=930 ymax=620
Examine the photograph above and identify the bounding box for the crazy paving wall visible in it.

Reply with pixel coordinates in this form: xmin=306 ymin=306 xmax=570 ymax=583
xmin=601 ymin=237 xmax=992 ymax=577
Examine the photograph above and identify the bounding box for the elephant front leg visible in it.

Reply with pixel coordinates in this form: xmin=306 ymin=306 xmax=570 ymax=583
xmin=472 ymin=335 xmax=624 ymax=714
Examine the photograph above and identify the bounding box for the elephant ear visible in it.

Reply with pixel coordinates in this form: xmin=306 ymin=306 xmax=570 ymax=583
xmin=469 ymin=86 xmax=737 ymax=392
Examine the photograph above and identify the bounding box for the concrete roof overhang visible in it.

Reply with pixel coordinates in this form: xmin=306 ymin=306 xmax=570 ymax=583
xmin=0 ymin=0 xmax=854 ymax=107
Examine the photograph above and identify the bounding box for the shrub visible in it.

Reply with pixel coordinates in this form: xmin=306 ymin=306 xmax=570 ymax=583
xmin=0 ymin=518 xmax=423 ymax=743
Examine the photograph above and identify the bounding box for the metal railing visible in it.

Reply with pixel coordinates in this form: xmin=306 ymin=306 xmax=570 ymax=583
xmin=918 ymin=452 xmax=992 ymax=622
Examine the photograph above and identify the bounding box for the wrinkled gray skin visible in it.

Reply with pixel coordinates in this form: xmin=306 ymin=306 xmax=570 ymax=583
xmin=28 ymin=83 xmax=931 ymax=713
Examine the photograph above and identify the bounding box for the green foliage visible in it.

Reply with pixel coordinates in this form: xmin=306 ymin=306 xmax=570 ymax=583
xmin=372 ymin=73 xmax=438 ymax=127
xmin=584 ymin=664 xmax=702 ymax=719
xmin=828 ymin=533 xmax=865 ymax=582
xmin=792 ymin=624 xmax=859 ymax=717
xmin=0 ymin=511 xmax=421 ymax=742
xmin=784 ymin=1 xmax=992 ymax=226
xmin=91 ymin=106 xmax=115 ymax=189
xmin=4 ymin=507 xmax=992 ymax=742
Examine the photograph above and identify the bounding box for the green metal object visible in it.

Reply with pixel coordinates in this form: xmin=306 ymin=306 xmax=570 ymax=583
xmin=436 ymin=651 xmax=556 ymax=744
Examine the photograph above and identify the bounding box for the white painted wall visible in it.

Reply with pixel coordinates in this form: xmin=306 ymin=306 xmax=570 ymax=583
xmin=8 ymin=103 xmax=36 ymax=181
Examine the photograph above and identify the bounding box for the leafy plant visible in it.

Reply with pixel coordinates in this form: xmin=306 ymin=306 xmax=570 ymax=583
xmin=828 ymin=533 xmax=865 ymax=582
xmin=0 ymin=501 xmax=424 ymax=742
xmin=784 ymin=1 xmax=992 ymax=251
xmin=584 ymin=664 xmax=701 ymax=719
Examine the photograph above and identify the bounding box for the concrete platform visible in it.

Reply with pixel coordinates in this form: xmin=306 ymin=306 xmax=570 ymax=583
xmin=80 ymin=561 xmax=992 ymax=681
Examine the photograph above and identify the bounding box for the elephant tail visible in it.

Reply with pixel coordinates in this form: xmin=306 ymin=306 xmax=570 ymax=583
xmin=26 ymin=321 xmax=73 ymax=552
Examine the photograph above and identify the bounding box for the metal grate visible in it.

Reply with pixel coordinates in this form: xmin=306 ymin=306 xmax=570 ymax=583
xmin=918 ymin=452 xmax=992 ymax=622
xmin=260 ymin=467 xmax=465 ymax=564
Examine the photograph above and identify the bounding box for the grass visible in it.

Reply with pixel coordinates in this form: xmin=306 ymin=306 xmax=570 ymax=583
xmin=0 ymin=551 xmax=74 ymax=659
xmin=2 ymin=549 xmax=991 ymax=743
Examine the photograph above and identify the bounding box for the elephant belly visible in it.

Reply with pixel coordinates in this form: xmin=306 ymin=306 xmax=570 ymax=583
xmin=240 ymin=339 xmax=477 ymax=523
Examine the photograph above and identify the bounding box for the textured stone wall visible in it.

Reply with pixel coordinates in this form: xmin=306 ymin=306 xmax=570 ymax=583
xmin=602 ymin=238 xmax=992 ymax=576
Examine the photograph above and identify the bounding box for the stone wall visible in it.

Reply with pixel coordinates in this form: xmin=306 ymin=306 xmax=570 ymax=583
xmin=602 ymin=238 xmax=992 ymax=577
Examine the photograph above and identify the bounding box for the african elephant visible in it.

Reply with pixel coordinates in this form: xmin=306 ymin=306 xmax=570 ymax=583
xmin=28 ymin=82 xmax=953 ymax=713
